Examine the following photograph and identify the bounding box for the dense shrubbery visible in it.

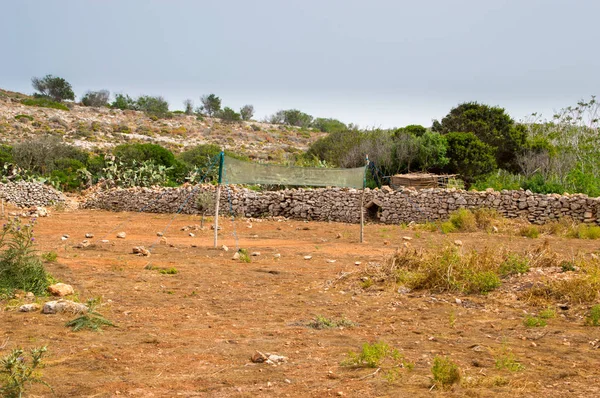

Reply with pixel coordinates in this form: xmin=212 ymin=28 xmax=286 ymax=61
xmin=21 ymin=97 xmax=69 ymax=111
xmin=81 ymin=90 xmax=110 ymax=107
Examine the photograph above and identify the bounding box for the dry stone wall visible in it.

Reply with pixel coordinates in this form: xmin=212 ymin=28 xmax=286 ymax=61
xmin=82 ymin=185 xmax=600 ymax=225
xmin=0 ymin=182 xmax=65 ymax=207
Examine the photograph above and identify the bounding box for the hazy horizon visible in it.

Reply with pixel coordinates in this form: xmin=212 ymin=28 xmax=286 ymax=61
xmin=3 ymin=0 xmax=599 ymax=128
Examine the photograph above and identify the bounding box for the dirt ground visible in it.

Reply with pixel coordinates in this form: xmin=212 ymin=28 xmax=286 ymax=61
xmin=1 ymin=209 xmax=600 ymax=397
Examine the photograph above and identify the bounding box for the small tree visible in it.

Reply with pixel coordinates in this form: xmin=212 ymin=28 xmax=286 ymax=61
xmin=218 ymin=107 xmax=241 ymax=123
xmin=184 ymin=99 xmax=194 ymax=115
xmin=111 ymin=94 xmax=136 ymax=110
xmin=282 ymin=109 xmax=313 ymax=128
xmin=200 ymin=94 xmax=221 ymax=117
xmin=31 ymin=75 xmax=75 ymax=102
xmin=81 ymin=90 xmax=110 ymax=107
xmin=136 ymin=95 xmax=170 ymax=118
xmin=240 ymin=104 xmax=254 ymax=121
xmin=444 ymin=132 xmax=497 ymax=185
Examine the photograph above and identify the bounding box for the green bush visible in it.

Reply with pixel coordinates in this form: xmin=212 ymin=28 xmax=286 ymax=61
xmin=14 ymin=114 xmax=34 ymax=122
xmin=444 ymin=132 xmax=497 ymax=185
xmin=0 ymin=217 xmax=53 ymax=296
xmin=499 ymin=254 xmax=530 ymax=277
xmin=0 ymin=346 xmax=51 ymax=397
xmin=342 ymin=341 xmax=401 ymax=368
xmin=21 ymin=97 xmax=69 ymax=111
xmin=31 ymin=74 xmax=74 ymax=102
xmin=81 ymin=90 xmax=110 ymax=107
xmin=520 ymin=225 xmax=540 ymax=239
xmin=431 ymin=356 xmax=461 ymax=387
xmin=447 ymin=208 xmax=477 ymax=232
xmin=585 ymin=304 xmax=600 ymax=326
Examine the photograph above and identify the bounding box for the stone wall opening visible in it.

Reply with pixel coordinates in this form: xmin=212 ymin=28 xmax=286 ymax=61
xmin=365 ymin=200 xmax=382 ymax=221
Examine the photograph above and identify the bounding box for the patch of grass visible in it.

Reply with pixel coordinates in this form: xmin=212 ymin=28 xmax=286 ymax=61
xmin=447 ymin=208 xmax=477 ymax=232
xmin=307 ymin=315 xmax=356 ymax=329
xmin=342 ymin=341 xmax=412 ymax=372
xmin=567 ymin=224 xmax=600 ymax=239
xmin=498 ymin=254 xmax=529 ymax=277
xmin=238 ymin=248 xmax=251 ymax=263
xmin=65 ymin=297 xmax=115 ymax=332
xmin=431 ymin=356 xmax=461 ymax=388
xmin=361 ymin=277 xmax=374 ymax=289
xmin=494 ymin=345 xmax=524 ymax=372
xmin=21 ymin=97 xmax=69 ymax=111
xmin=159 ymin=267 xmax=178 ymax=275
xmin=585 ymin=304 xmax=600 ymax=326
xmin=523 ymin=315 xmax=547 ymax=327
xmin=560 ymin=260 xmax=576 ymax=272
xmin=14 ymin=114 xmax=34 ymax=122
xmin=520 ymin=225 xmax=540 ymax=239
xmin=41 ymin=251 xmax=58 ymax=262
xmin=473 ymin=208 xmax=502 ymax=231
xmin=538 ymin=307 xmax=556 ymax=319
xmin=0 ymin=346 xmax=52 ymax=397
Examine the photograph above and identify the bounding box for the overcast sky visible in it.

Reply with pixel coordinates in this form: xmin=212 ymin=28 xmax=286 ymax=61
xmin=2 ymin=0 xmax=599 ymax=128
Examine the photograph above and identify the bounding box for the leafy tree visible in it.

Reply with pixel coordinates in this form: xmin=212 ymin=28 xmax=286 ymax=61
xmin=111 ymin=94 xmax=136 ymax=110
xmin=81 ymin=90 xmax=110 ymax=107
xmin=31 ymin=74 xmax=75 ymax=102
xmin=184 ymin=99 xmax=194 ymax=115
xmin=433 ymin=102 xmax=526 ymax=170
xmin=178 ymin=144 xmax=248 ymax=182
xmin=394 ymin=132 xmax=420 ymax=172
xmin=136 ymin=95 xmax=170 ymax=118
xmin=240 ymin=104 xmax=254 ymax=121
xmin=312 ymin=118 xmax=347 ymax=133
xmin=265 ymin=110 xmax=285 ymax=124
xmin=444 ymin=132 xmax=496 ymax=185
xmin=217 ymin=107 xmax=241 ymax=122
xmin=307 ymin=129 xmax=363 ymax=166
xmin=113 ymin=143 xmax=176 ymax=168
xmin=394 ymin=124 xmax=427 ymax=138
xmin=415 ymin=131 xmax=449 ymax=171
xmin=200 ymin=94 xmax=221 ymax=117
xmin=282 ymin=109 xmax=313 ymax=128
xmin=12 ymin=136 xmax=89 ymax=175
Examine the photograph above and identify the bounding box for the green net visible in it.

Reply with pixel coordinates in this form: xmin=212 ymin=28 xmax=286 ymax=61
xmin=222 ymin=155 xmax=365 ymax=188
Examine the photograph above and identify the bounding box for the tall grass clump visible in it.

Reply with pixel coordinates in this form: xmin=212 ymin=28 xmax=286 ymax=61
xmin=441 ymin=208 xmax=477 ymax=233
xmin=0 ymin=217 xmax=52 ymax=296
xmin=431 ymin=356 xmax=461 ymax=388
xmin=567 ymin=224 xmax=600 ymax=240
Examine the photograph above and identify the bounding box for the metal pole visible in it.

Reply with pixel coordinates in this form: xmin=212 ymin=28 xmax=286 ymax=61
xmin=360 ymin=155 xmax=369 ymax=243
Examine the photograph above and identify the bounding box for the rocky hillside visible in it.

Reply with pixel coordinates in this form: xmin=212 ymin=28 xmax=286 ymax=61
xmin=0 ymin=89 xmax=324 ymax=161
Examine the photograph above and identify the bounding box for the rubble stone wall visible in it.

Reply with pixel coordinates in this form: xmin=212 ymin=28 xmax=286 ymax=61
xmin=81 ymin=185 xmax=600 ymax=225
xmin=0 ymin=182 xmax=65 ymax=208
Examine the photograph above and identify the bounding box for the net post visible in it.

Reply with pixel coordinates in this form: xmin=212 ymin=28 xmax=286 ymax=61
xmin=214 ymin=151 xmax=225 ymax=248
xmin=360 ymin=155 xmax=369 ymax=243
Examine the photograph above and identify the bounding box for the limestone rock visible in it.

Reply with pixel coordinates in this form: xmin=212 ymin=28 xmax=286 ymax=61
xmin=42 ymin=299 xmax=87 ymax=314
xmin=19 ymin=303 xmax=41 ymax=312
xmin=116 ymin=232 xmax=126 ymax=239
xmin=47 ymin=283 xmax=74 ymax=297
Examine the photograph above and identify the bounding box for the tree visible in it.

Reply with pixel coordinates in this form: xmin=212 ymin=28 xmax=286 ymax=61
xmin=184 ymin=99 xmax=194 ymax=115
xmin=415 ymin=131 xmax=449 ymax=171
xmin=394 ymin=124 xmax=427 ymax=138
xmin=312 ymin=118 xmax=347 ymax=133
xmin=394 ymin=132 xmax=420 ymax=172
xmin=432 ymin=102 xmax=526 ymax=171
xmin=282 ymin=109 xmax=313 ymax=128
xmin=111 ymin=94 xmax=136 ymax=110
xmin=81 ymin=90 xmax=110 ymax=107
xmin=136 ymin=95 xmax=170 ymax=118
xmin=217 ymin=107 xmax=241 ymax=123
xmin=240 ymin=104 xmax=254 ymax=121
xmin=31 ymin=75 xmax=75 ymax=102
xmin=444 ymin=132 xmax=496 ymax=185
xmin=200 ymin=94 xmax=221 ymax=117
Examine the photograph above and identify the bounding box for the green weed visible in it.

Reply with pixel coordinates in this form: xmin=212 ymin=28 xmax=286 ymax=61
xmin=520 ymin=225 xmax=540 ymax=239
xmin=494 ymin=345 xmax=524 ymax=372
xmin=21 ymin=97 xmax=69 ymax=111
xmin=41 ymin=251 xmax=58 ymax=262
xmin=238 ymin=249 xmax=251 ymax=263
xmin=342 ymin=341 xmax=401 ymax=368
xmin=159 ymin=267 xmax=178 ymax=275
xmin=431 ymin=356 xmax=461 ymax=387
xmin=0 ymin=346 xmax=52 ymax=397
xmin=65 ymin=297 xmax=115 ymax=332
xmin=523 ymin=315 xmax=547 ymax=327
xmin=585 ymin=304 xmax=600 ymax=326
xmin=307 ymin=315 xmax=356 ymax=329
xmin=498 ymin=254 xmax=529 ymax=277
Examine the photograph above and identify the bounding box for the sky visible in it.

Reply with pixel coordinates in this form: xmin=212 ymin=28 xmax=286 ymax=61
xmin=2 ymin=0 xmax=599 ymax=128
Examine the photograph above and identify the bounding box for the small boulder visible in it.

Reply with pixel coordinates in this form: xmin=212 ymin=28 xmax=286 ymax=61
xmin=159 ymin=237 xmax=168 ymax=245
xmin=232 ymin=252 xmax=241 ymax=260
xmin=47 ymin=283 xmax=74 ymax=297
xmin=19 ymin=303 xmax=41 ymax=312
xmin=454 ymin=240 xmax=463 ymax=247
xmin=116 ymin=232 xmax=126 ymax=239
xmin=251 ymin=351 xmax=268 ymax=363
xmin=42 ymin=299 xmax=87 ymax=314
xmin=251 ymin=252 xmax=261 ymax=257
xmin=85 ymin=233 xmax=94 ymax=239
xmin=132 ymin=246 xmax=150 ymax=256
xmin=304 ymin=255 xmax=312 ymax=260
xmin=222 ymin=245 xmax=229 ymax=252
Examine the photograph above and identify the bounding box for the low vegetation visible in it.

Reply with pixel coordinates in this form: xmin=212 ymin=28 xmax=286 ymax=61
xmin=431 ymin=356 xmax=461 ymax=388
xmin=0 ymin=346 xmax=51 ymax=397
xmin=65 ymin=297 xmax=115 ymax=332
xmin=307 ymin=315 xmax=356 ymax=329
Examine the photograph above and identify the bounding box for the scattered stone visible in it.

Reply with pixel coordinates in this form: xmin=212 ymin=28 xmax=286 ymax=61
xmin=273 ymin=253 xmax=281 ymax=258
xmin=74 ymin=240 xmax=91 ymax=249
xmin=336 ymin=233 xmax=342 ymax=239
xmin=232 ymin=252 xmax=241 ymax=260
xmin=19 ymin=303 xmax=41 ymax=312
xmin=402 ymin=236 xmax=412 ymax=241
xmin=304 ymin=255 xmax=312 ymax=260
xmin=101 ymin=239 xmax=110 ymax=243
xmin=116 ymin=232 xmax=126 ymax=239
xmin=156 ymin=232 xmax=164 ymax=237
xmin=85 ymin=233 xmax=94 ymax=239
xmin=354 ymin=261 xmax=362 ymax=266
xmin=455 ymin=298 xmax=462 ymax=305
xmin=251 ymin=351 xmax=268 ymax=363
xmin=266 ymin=354 xmax=287 ymax=365
xmin=383 ymin=240 xmax=390 ymax=245
xmin=47 ymin=283 xmax=74 ymax=297
xmin=62 ymin=234 xmax=69 ymax=239
xmin=189 ymin=233 xmax=195 ymax=237
xmin=251 ymin=252 xmax=261 ymax=256
xmin=42 ymin=299 xmax=87 ymax=314
xmin=159 ymin=237 xmax=168 ymax=245
xmin=398 ymin=286 xmax=411 ymax=294
xmin=326 ymin=259 xmax=336 ymax=263
xmin=492 ymin=226 xmax=499 ymax=233
xmin=221 ymin=245 xmax=229 ymax=252
xmin=132 ymin=246 xmax=150 ymax=256
xmin=454 ymin=240 xmax=463 ymax=247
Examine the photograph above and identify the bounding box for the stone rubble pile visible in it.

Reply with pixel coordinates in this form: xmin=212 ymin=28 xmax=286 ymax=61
xmin=82 ymin=184 xmax=600 ymax=225
xmin=0 ymin=181 xmax=65 ymax=208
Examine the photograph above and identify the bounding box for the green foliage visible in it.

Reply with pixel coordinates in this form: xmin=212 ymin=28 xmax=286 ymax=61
xmin=342 ymin=341 xmax=401 ymax=368
xmin=240 ymin=104 xmax=254 ymax=121
xmin=50 ymin=158 xmax=88 ymax=191
xmin=431 ymin=356 xmax=461 ymax=387
xmin=178 ymin=144 xmax=246 ymax=183
xmin=14 ymin=114 xmax=34 ymax=122
xmin=21 ymin=97 xmax=69 ymax=111
xmin=0 ymin=217 xmax=52 ymax=296
xmin=217 ymin=106 xmax=241 ymax=123
xmin=183 ymin=99 xmax=194 ymax=115
xmin=65 ymin=297 xmax=115 ymax=332
xmin=278 ymin=109 xmax=313 ymax=128
xmin=81 ymin=90 xmax=110 ymax=107
xmin=0 ymin=346 xmax=51 ymax=398
xmin=113 ymin=143 xmax=176 ymax=168
xmin=494 ymin=345 xmax=524 ymax=372
xmin=312 ymin=117 xmax=347 ymax=133
xmin=567 ymin=224 xmax=600 ymax=239
xmin=136 ymin=95 xmax=170 ymax=118
xmin=433 ymin=102 xmax=526 ymax=171
xmin=31 ymin=74 xmax=75 ymax=102
xmin=395 ymin=124 xmax=428 ymax=137
xmin=200 ymin=94 xmax=221 ymax=117
xmin=12 ymin=136 xmax=89 ymax=175
xmin=585 ymin=304 xmax=600 ymax=326
xmin=444 ymin=132 xmax=497 ymax=184
xmin=41 ymin=251 xmax=57 ymax=262
xmin=447 ymin=208 xmax=477 ymax=232
xmin=237 ymin=249 xmax=251 ymax=263
xmin=159 ymin=267 xmax=178 ymax=275
xmin=519 ymin=225 xmax=540 ymax=239
xmin=523 ymin=315 xmax=547 ymax=327
xmin=101 ymin=158 xmax=172 ymax=187
xmin=499 ymin=254 xmax=529 ymax=277
xmin=415 ymin=131 xmax=449 ymax=170
xmin=111 ymin=93 xmax=136 ymax=110
xmin=307 ymin=315 xmax=356 ymax=329
xmin=538 ymin=307 xmax=556 ymax=319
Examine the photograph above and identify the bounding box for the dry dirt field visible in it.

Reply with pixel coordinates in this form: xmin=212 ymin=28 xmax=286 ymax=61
xmin=2 ymin=209 xmax=600 ymax=397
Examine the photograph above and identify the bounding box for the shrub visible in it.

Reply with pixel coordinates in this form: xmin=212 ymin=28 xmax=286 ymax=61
xmin=14 ymin=114 xmax=34 ymax=122
xmin=494 ymin=345 xmax=524 ymax=371
xmin=81 ymin=90 xmax=110 ymax=107
xmin=136 ymin=95 xmax=170 ymax=118
xmin=443 ymin=132 xmax=497 ymax=185
xmin=237 ymin=249 xmax=251 ymax=263
xmin=12 ymin=136 xmax=89 ymax=175
xmin=307 ymin=315 xmax=356 ymax=329
xmin=585 ymin=304 xmax=600 ymax=326
xmin=342 ymin=341 xmax=401 ymax=368
xmin=447 ymin=208 xmax=477 ymax=232
xmin=240 ymin=104 xmax=254 ymax=121
xmin=431 ymin=356 xmax=461 ymax=387
xmin=111 ymin=93 xmax=136 ymax=110
xmin=0 ymin=217 xmax=52 ymax=296
xmin=41 ymin=251 xmax=57 ymax=262
xmin=31 ymin=74 xmax=74 ymax=102
xmin=498 ymin=254 xmax=530 ymax=277
xmin=523 ymin=315 xmax=546 ymax=327
xmin=0 ymin=346 xmax=51 ymax=397
xmin=113 ymin=143 xmax=175 ymax=168
xmin=159 ymin=267 xmax=178 ymax=275
xmin=21 ymin=97 xmax=69 ymax=111
xmin=568 ymin=224 xmax=600 ymax=240
xmin=217 ymin=107 xmax=241 ymax=123
xmin=199 ymin=94 xmax=221 ymax=117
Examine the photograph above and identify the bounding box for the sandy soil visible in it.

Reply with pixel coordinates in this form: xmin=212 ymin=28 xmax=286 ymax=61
xmin=1 ymin=209 xmax=600 ymax=397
